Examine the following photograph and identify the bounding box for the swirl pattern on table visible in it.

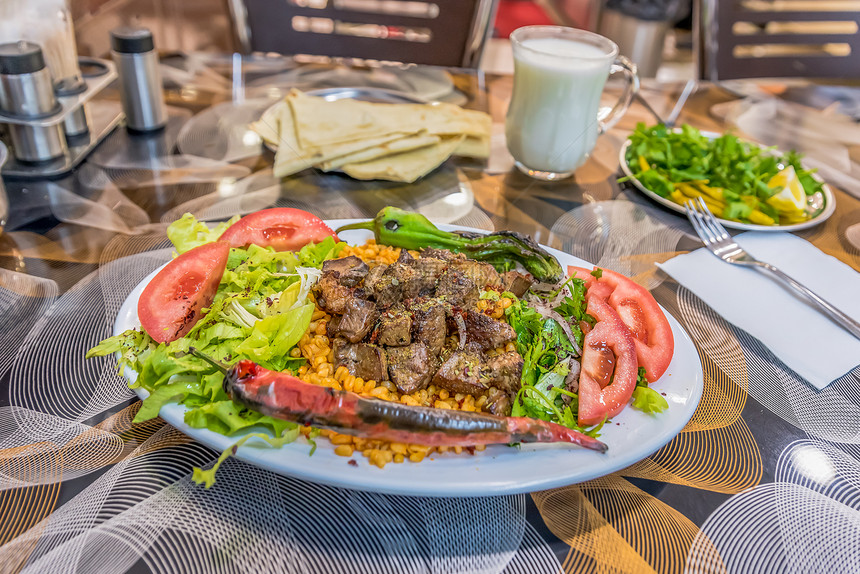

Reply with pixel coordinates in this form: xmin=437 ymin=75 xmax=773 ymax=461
xmin=686 ymin=440 xmax=860 ymax=574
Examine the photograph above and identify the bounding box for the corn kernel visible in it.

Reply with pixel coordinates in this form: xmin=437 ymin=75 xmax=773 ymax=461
xmin=334 ymin=445 xmax=354 ymax=457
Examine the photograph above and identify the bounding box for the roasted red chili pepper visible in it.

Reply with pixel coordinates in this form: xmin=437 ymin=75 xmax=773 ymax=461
xmin=224 ymin=360 xmax=607 ymax=452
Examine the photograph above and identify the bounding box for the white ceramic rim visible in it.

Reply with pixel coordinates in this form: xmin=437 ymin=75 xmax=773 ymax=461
xmin=114 ymin=221 xmax=705 ymax=497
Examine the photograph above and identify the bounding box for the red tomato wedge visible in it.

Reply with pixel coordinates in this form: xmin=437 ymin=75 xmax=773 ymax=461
xmin=218 ymin=208 xmax=337 ymax=252
xmin=138 ymin=241 xmax=230 ymax=343
xmin=578 ymin=295 xmax=638 ymax=426
xmin=568 ymin=265 xmax=674 ymax=383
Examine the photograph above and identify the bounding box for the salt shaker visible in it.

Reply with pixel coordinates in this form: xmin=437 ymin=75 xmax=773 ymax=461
xmin=0 ymin=41 xmax=67 ymax=162
xmin=110 ymin=27 xmax=166 ymax=132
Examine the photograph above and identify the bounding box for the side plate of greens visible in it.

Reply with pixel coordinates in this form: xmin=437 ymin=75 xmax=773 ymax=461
xmin=619 ymin=124 xmax=836 ymax=232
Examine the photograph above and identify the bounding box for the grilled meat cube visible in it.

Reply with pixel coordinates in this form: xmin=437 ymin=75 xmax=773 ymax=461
xmin=484 ymin=387 xmax=512 ymax=416
xmin=432 ymin=349 xmax=485 ymax=395
xmin=396 ymin=249 xmax=416 ymax=265
xmin=410 ymin=299 xmax=448 ymax=356
xmin=448 ymin=259 xmax=502 ymax=289
xmin=370 ymin=268 xmax=403 ymax=308
xmin=364 ymin=264 xmax=388 ymax=291
xmin=501 ymin=271 xmax=534 ymax=297
xmin=337 ymin=296 xmax=378 ymax=343
xmin=386 ymin=343 xmax=433 ymax=393
xmin=326 ymin=314 xmax=341 ymax=339
xmin=390 ymin=261 xmax=431 ymax=300
xmin=333 ymin=338 xmax=388 ymax=382
xmin=412 ymin=256 xmax=447 ymax=282
xmin=481 ymin=352 xmax=523 ymax=394
xmin=313 ymin=272 xmax=352 ymax=314
xmin=399 ymin=255 xmax=444 ymax=297
xmin=420 ymin=248 xmax=458 ymax=261
xmin=377 ymin=306 xmax=412 ymax=346
xmin=322 ymin=256 xmax=368 ymax=287
xmin=463 ymin=309 xmax=516 ymax=350
xmin=436 ymin=269 xmax=479 ymax=309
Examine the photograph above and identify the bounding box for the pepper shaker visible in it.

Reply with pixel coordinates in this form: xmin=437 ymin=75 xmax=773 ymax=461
xmin=0 ymin=41 xmax=67 ymax=162
xmin=110 ymin=27 xmax=167 ymax=132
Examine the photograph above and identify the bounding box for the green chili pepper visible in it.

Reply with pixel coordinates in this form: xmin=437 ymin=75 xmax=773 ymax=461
xmin=336 ymin=207 xmax=564 ymax=283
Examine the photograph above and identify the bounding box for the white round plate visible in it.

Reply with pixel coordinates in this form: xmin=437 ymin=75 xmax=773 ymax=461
xmin=115 ymin=220 xmax=704 ymax=497
xmin=619 ymin=138 xmax=836 ymax=232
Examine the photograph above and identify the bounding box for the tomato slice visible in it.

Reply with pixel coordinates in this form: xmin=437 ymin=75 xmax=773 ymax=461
xmin=578 ymin=295 xmax=638 ymax=426
xmin=568 ymin=265 xmax=674 ymax=383
xmin=218 ymin=208 xmax=337 ymax=252
xmin=596 ymin=269 xmax=674 ymax=383
xmin=138 ymin=241 xmax=230 ymax=343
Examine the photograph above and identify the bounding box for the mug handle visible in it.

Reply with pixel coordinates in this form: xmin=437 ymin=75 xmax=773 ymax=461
xmin=597 ymin=56 xmax=639 ymax=135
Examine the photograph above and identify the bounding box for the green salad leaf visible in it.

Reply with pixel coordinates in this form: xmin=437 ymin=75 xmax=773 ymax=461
xmin=505 ymin=298 xmax=603 ymax=438
xmin=630 ymin=367 xmax=668 ymax=415
xmin=167 ymin=213 xmax=240 ymax=254
xmin=88 ymin=214 xmax=345 ymax=452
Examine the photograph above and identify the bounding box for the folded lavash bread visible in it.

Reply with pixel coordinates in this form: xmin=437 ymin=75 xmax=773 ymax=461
xmin=254 ymin=89 xmax=491 ymax=181
xmin=341 ymin=135 xmax=465 ymax=183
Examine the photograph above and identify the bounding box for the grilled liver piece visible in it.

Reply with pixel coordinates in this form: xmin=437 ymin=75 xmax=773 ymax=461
xmin=484 ymin=387 xmax=512 ymax=416
xmin=322 ymin=256 xmax=368 ymax=287
xmin=410 ymin=299 xmax=447 ymax=356
xmin=501 ymin=270 xmax=534 ymax=297
xmin=377 ymin=306 xmax=412 ymax=346
xmin=432 ymin=349 xmax=485 ymax=395
xmin=463 ymin=310 xmax=516 ymax=350
xmin=481 ymin=352 xmax=524 ymax=394
xmin=386 ymin=342 xmax=433 ymax=393
xmin=436 ymin=269 xmax=478 ymax=309
xmin=337 ymin=296 xmax=378 ymax=343
xmin=333 ymin=339 xmax=388 ymax=382
xmin=313 ymin=272 xmax=353 ymax=314
xmin=448 ymin=259 xmax=502 ymax=289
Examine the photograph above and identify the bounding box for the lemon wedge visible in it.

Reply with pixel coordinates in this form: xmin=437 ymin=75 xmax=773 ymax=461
xmin=766 ymin=166 xmax=807 ymax=214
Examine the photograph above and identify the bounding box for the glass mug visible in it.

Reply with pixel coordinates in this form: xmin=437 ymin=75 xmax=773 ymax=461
xmin=505 ymin=26 xmax=639 ymax=181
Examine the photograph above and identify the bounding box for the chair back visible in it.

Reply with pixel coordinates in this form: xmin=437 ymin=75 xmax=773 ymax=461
xmin=697 ymin=0 xmax=860 ymax=80
xmin=228 ymin=0 xmax=497 ymax=68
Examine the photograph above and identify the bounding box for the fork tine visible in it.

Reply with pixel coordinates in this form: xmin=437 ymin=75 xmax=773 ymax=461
xmin=694 ymin=197 xmax=728 ymax=242
xmin=695 ymin=197 xmax=728 ymax=242
xmin=684 ymin=199 xmax=713 ymax=246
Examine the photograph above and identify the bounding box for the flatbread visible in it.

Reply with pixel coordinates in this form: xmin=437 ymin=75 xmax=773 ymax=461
xmin=273 ymin=103 xmax=412 ymax=178
xmin=453 ymin=135 xmax=490 ymax=159
xmin=341 ymin=135 xmax=465 ymax=183
xmin=319 ymin=133 xmax=441 ymax=171
xmin=288 ymin=89 xmax=490 ymax=148
xmin=258 ymin=89 xmax=491 ymax=182
xmin=249 ymin=100 xmax=285 ymax=146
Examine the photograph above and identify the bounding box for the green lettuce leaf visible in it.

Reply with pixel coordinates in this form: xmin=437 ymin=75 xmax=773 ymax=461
xmin=167 ymin=213 xmax=240 ymax=254
xmin=631 ymin=386 xmax=669 ymax=414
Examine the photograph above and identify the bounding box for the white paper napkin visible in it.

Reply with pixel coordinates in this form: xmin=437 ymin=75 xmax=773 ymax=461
xmin=658 ymin=232 xmax=860 ymax=390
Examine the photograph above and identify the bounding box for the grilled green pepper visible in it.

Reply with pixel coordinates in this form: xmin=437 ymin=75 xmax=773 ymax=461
xmin=336 ymin=207 xmax=564 ymax=283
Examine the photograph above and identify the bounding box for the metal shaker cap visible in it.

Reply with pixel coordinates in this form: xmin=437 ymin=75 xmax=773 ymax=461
xmin=0 ymin=42 xmax=46 ymax=75
xmin=110 ymin=27 xmax=155 ymax=54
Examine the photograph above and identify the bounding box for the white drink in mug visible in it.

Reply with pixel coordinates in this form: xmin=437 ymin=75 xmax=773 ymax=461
xmin=506 ymin=26 xmax=638 ymax=180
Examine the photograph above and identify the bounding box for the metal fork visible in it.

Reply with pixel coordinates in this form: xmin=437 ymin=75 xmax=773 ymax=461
xmin=684 ymin=197 xmax=860 ymax=340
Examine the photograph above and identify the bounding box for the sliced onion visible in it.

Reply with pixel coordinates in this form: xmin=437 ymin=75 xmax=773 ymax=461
xmin=565 ymin=357 xmax=581 ymax=394
xmin=527 ymin=301 xmax=583 ymax=356
xmin=453 ymin=312 xmax=467 ymax=350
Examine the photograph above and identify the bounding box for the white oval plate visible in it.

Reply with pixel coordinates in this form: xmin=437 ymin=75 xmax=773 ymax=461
xmin=115 ymin=220 xmax=704 ymax=497
xmin=619 ymin=138 xmax=836 ymax=232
